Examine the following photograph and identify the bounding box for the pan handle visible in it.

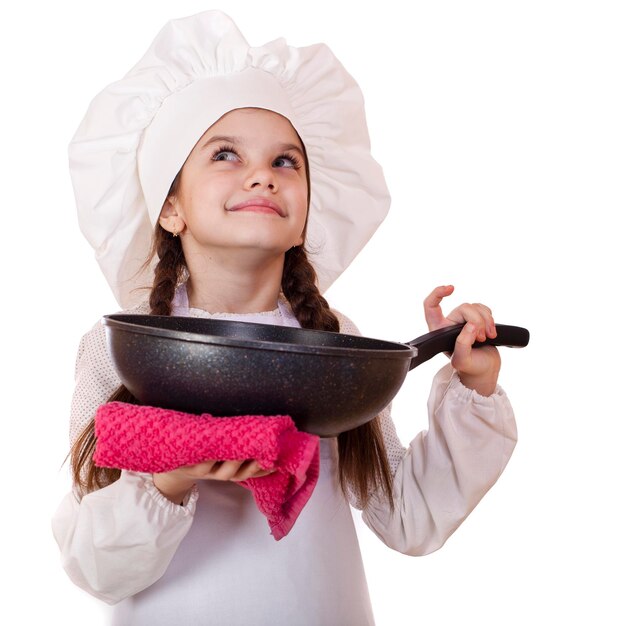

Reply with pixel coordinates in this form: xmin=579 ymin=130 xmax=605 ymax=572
xmin=407 ymin=323 xmax=530 ymax=370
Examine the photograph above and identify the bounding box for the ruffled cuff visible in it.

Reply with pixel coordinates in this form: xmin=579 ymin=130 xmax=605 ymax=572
xmin=141 ymin=472 xmax=199 ymax=516
xmin=439 ymin=364 xmax=507 ymax=403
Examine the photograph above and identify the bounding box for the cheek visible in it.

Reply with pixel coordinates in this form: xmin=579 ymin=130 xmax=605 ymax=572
xmin=290 ymin=180 xmax=309 ymax=213
xmin=184 ymin=179 xmax=228 ymax=215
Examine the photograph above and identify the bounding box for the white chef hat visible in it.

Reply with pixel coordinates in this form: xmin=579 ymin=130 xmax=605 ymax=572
xmin=69 ymin=10 xmax=390 ymax=308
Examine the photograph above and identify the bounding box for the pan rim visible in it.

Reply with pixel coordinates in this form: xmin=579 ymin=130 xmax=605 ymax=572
xmin=102 ymin=314 xmax=417 ymax=361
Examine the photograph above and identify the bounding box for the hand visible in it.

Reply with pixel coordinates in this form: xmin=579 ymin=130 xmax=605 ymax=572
xmin=423 ymin=285 xmax=501 ymax=396
xmin=154 ymin=460 xmax=275 ymax=505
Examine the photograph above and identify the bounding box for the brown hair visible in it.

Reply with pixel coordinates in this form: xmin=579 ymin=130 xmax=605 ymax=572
xmin=71 ymin=175 xmax=394 ymax=507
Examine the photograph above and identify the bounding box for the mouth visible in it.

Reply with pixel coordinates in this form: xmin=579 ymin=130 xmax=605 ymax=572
xmin=226 ymin=198 xmax=285 ymax=217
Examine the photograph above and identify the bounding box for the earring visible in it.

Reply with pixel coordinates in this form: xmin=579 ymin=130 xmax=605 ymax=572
xmin=172 ymin=228 xmax=179 ymax=238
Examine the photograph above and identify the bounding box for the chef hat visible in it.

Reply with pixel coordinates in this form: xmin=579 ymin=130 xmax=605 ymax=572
xmin=69 ymin=10 xmax=390 ymax=308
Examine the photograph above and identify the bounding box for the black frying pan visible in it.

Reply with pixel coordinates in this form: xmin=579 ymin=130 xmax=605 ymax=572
xmin=102 ymin=315 xmax=529 ymax=437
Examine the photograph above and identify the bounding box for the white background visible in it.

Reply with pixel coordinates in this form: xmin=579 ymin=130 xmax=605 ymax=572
xmin=2 ymin=1 xmax=624 ymax=624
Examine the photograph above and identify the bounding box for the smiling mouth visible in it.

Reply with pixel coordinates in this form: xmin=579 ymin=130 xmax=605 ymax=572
xmin=226 ymin=198 xmax=285 ymax=216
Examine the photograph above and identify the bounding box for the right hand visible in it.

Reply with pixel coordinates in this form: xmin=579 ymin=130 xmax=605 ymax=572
xmin=423 ymin=285 xmax=501 ymax=396
xmin=153 ymin=460 xmax=275 ymax=505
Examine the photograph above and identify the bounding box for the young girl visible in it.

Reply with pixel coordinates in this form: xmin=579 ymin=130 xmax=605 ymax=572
xmin=53 ymin=11 xmax=516 ymax=625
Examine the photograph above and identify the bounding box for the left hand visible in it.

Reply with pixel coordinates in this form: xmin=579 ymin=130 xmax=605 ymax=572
xmin=424 ymin=285 xmax=501 ymax=396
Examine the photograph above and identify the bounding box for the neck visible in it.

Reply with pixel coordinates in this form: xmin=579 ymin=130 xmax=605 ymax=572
xmin=184 ymin=249 xmax=285 ymax=314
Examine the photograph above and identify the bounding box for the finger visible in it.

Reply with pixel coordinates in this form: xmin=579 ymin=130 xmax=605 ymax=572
xmin=230 ymin=460 xmax=267 ymax=482
xmin=210 ymin=460 xmax=245 ymax=481
xmin=251 ymin=469 xmax=275 ymax=478
xmin=423 ymin=285 xmax=454 ymax=330
xmin=470 ymin=303 xmax=496 ymax=339
xmin=180 ymin=460 xmax=218 ymax=477
xmin=450 ymin=322 xmax=477 ymax=371
xmin=476 ymin=304 xmax=497 ymax=338
xmin=225 ymin=459 xmax=276 ymax=482
xmin=451 ymin=303 xmax=494 ymax=341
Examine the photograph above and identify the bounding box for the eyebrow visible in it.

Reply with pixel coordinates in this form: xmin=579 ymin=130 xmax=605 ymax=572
xmin=200 ymin=135 xmax=305 ymax=157
xmin=200 ymin=135 xmax=239 ymax=150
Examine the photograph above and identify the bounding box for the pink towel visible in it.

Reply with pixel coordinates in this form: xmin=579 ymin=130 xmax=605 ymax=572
xmin=93 ymin=402 xmax=320 ymax=540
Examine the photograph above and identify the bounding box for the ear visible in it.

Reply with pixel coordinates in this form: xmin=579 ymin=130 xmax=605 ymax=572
xmin=159 ymin=196 xmax=186 ymax=236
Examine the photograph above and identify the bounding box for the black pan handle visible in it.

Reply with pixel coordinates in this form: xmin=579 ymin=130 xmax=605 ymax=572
xmin=407 ymin=323 xmax=530 ymax=370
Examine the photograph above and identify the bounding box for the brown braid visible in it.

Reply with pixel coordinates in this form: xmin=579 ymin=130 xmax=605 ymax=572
xmin=148 ymin=226 xmax=186 ymax=316
xmin=281 ymin=246 xmax=339 ymax=332
xmin=282 ymin=246 xmax=394 ymax=508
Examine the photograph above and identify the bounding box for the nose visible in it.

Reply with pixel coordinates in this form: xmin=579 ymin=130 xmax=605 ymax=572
xmin=244 ymin=163 xmax=277 ymax=192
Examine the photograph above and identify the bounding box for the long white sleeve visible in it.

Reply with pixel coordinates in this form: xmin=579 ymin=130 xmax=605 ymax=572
xmin=332 ymin=309 xmax=517 ymax=555
xmin=55 ymin=312 xmax=201 ymax=604
xmin=52 ymin=472 xmax=199 ymax=604
xmin=362 ymin=363 xmax=517 ymax=556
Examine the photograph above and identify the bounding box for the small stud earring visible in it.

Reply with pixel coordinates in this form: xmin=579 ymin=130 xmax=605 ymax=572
xmin=172 ymin=228 xmax=179 ymax=238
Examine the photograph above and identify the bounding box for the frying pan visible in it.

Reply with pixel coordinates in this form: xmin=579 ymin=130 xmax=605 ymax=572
xmin=102 ymin=315 xmax=529 ymax=437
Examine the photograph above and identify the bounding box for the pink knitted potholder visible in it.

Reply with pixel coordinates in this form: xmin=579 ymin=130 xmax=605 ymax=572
xmin=93 ymin=402 xmax=320 ymax=540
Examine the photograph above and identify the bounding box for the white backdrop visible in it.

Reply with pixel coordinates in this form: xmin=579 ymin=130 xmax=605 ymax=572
xmin=2 ymin=1 xmax=624 ymax=624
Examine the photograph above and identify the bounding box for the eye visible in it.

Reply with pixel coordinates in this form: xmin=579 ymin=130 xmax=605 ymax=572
xmin=211 ymin=144 xmax=240 ymax=162
xmin=273 ymin=153 xmax=302 ymax=169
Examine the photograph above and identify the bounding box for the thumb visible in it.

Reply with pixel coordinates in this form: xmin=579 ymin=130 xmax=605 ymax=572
xmin=423 ymin=285 xmax=454 ymax=331
xmin=449 ymin=321 xmax=476 ymax=371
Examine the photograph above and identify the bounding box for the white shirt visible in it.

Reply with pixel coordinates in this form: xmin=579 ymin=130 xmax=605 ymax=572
xmin=53 ymin=290 xmax=517 ymax=625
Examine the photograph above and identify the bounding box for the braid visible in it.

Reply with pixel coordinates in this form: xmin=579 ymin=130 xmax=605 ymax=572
xmin=281 ymin=246 xmax=339 ymax=331
xmin=281 ymin=246 xmax=394 ymax=509
xmin=149 ymin=226 xmax=186 ymax=316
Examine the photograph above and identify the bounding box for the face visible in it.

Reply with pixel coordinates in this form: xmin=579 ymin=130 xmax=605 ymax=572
xmin=159 ymin=108 xmax=309 ymax=259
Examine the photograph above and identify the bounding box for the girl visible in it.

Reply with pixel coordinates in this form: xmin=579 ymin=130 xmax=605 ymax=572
xmin=54 ymin=11 xmax=516 ymax=625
